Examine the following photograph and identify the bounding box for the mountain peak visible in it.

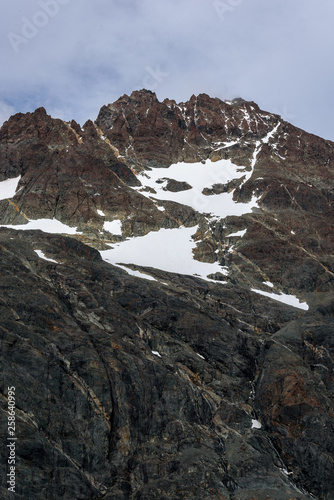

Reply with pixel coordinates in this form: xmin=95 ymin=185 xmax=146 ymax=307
xmin=131 ymin=88 xmax=158 ymax=99
xmin=1 ymin=91 xmax=334 ymax=499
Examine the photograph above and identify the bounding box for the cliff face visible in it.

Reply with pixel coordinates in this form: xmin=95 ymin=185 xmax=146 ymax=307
xmin=1 ymin=90 xmax=334 ymax=499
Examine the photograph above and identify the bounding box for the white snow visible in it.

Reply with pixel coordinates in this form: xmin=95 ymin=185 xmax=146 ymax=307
xmin=251 ymin=123 xmax=281 ymax=169
xmin=0 ymin=218 xmax=81 ymax=234
xmin=262 ymin=123 xmax=280 ymax=144
xmin=251 ymin=288 xmax=308 ymax=310
xmin=275 ymin=151 xmax=286 ymax=160
xmin=196 ymin=353 xmax=205 ymax=360
xmin=100 ymin=225 xmax=226 ymax=281
xmin=0 ymin=176 xmax=21 ymax=201
xmin=103 ymin=220 xmax=122 ymax=235
xmin=116 ymin=264 xmax=157 ymax=282
xmin=226 ymin=229 xmax=247 ymax=238
xmin=263 ymin=281 xmax=274 ymax=288
xmin=251 ymin=140 xmax=262 ymax=169
xmin=34 ymin=250 xmax=59 ymax=264
xmin=251 ymin=419 xmax=262 ymax=429
xmin=152 ymin=351 xmax=162 ymax=358
xmin=240 ymin=106 xmax=252 ymax=127
xmin=281 ymin=468 xmax=293 ymax=476
xmin=136 ymin=159 xmax=258 ymax=219
xmin=97 ymin=209 xmax=105 ymax=217
xmin=213 ymin=140 xmax=239 ymax=150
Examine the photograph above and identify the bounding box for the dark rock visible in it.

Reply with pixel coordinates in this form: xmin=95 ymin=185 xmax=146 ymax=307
xmin=202 ymin=178 xmax=242 ymax=195
xmin=162 ymin=178 xmax=192 ymax=192
xmin=0 ymin=228 xmax=308 ymax=499
xmin=1 ymin=89 xmax=334 ymax=499
xmin=256 ymin=315 xmax=334 ymax=499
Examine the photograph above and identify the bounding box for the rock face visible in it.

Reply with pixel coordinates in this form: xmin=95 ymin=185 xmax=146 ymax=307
xmin=96 ymin=91 xmax=272 ymax=168
xmin=0 ymin=90 xmax=334 ymax=499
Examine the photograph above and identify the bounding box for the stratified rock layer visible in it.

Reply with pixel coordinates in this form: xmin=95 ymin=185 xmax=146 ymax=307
xmin=0 ymin=90 xmax=334 ymax=499
xmin=0 ymin=228 xmax=318 ymax=499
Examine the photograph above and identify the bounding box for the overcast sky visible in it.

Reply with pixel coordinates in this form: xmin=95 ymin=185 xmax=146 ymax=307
xmin=0 ymin=0 xmax=333 ymax=141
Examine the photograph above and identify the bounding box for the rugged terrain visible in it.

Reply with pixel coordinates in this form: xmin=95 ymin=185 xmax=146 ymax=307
xmin=1 ymin=90 xmax=334 ymax=499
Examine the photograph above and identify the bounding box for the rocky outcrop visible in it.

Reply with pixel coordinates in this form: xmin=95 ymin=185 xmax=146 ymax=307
xmin=256 ymin=313 xmax=334 ymax=498
xmin=0 ymin=227 xmax=319 ymax=499
xmin=0 ymin=107 xmax=200 ymax=242
xmin=1 ymin=90 xmax=334 ymax=498
xmin=95 ymin=90 xmax=334 ymax=304
xmin=96 ymin=91 xmax=279 ymax=169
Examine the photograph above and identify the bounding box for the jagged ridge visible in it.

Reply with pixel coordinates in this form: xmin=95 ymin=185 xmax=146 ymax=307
xmin=0 ymin=90 xmax=334 ymax=499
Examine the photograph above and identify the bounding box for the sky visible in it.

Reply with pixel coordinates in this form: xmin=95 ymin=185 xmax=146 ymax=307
xmin=0 ymin=0 xmax=333 ymax=141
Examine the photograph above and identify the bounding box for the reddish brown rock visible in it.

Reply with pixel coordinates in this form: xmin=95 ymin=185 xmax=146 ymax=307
xmin=1 ymin=90 xmax=334 ymax=499
xmin=0 ymin=107 xmax=200 ymax=240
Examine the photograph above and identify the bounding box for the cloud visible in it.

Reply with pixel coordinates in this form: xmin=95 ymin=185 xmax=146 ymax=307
xmin=0 ymin=0 xmax=333 ymax=139
xmin=0 ymin=101 xmax=16 ymax=128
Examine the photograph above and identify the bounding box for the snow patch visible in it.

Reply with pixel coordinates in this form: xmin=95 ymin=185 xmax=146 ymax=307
xmin=97 ymin=209 xmax=105 ymax=217
xmin=262 ymin=123 xmax=281 ymax=144
xmin=251 ymin=419 xmax=262 ymax=429
xmin=116 ymin=264 xmax=157 ymax=282
xmin=213 ymin=140 xmax=239 ymax=151
xmin=34 ymin=250 xmax=59 ymax=264
xmin=152 ymin=351 xmax=161 ymax=358
xmin=100 ymin=226 xmax=225 ymax=282
xmin=103 ymin=220 xmax=122 ymax=235
xmin=226 ymin=229 xmax=247 ymax=238
xmin=0 ymin=176 xmax=21 ymax=201
xmin=251 ymin=288 xmax=308 ymax=310
xmin=0 ymin=218 xmax=81 ymax=235
xmin=251 ymin=141 xmax=262 ymax=169
xmin=251 ymin=123 xmax=281 ymax=168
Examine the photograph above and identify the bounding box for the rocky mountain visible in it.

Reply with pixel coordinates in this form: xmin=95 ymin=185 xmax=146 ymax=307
xmin=1 ymin=89 xmax=334 ymax=499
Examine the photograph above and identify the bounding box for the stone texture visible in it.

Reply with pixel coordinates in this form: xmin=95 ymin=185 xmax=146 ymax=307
xmin=96 ymin=91 xmax=279 ymax=169
xmin=0 ymin=107 xmax=200 ymax=243
xmin=0 ymin=228 xmax=311 ymax=499
xmin=0 ymin=90 xmax=334 ymax=499
xmin=256 ymin=314 xmax=334 ymax=498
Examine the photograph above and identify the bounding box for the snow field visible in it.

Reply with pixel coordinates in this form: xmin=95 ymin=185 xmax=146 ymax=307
xmin=136 ymin=159 xmax=258 ymax=218
xmin=1 ymin=218 xmax=81 ymax=234
xmin=100 ymin=225 xmax=226 ymax=282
